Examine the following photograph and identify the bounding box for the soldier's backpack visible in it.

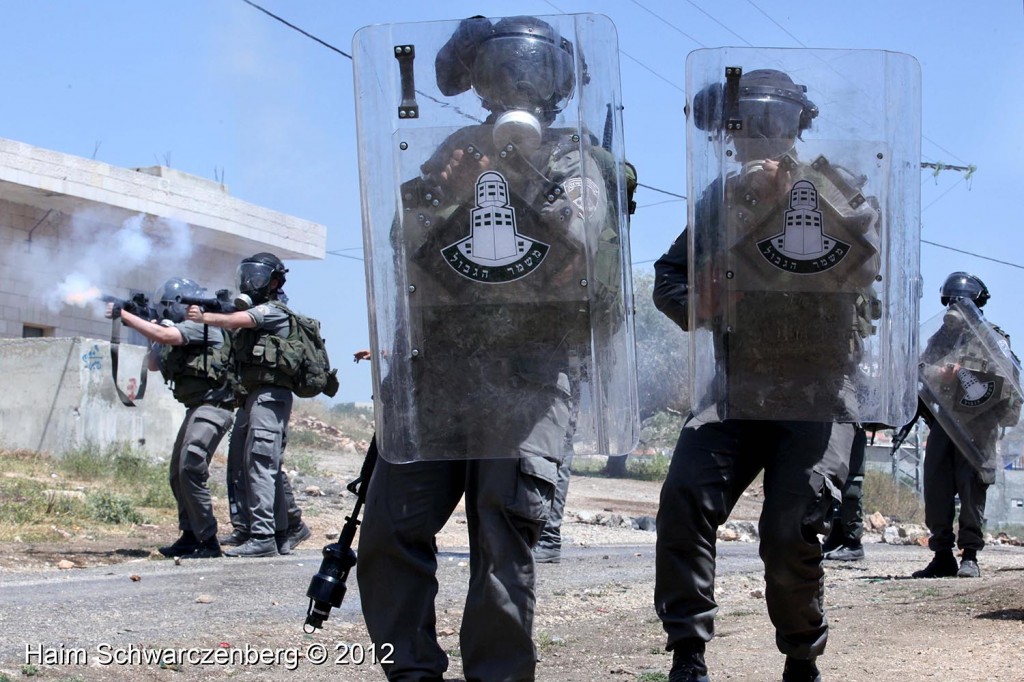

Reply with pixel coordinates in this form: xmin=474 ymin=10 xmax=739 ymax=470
xmin=268 ymin=302 xmax=340 ymax=399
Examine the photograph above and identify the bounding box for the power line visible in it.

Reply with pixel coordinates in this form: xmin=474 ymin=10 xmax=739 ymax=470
xmin=627 ymin=0 xmax=706 ymax=48
xmin=638 ymin=183 xmax=686 ymax=200
xmin=746 ymin=0 xmax=807 ymax=47
xmin=240 ymin=0 xmax=351 ymax=58
xmin=326 ymin=249 xmax=364 ymax=262
xmin=683 ymin=0 xmax=753 ymax=46
xmin=922 ymin=239 xmax=1024 ymax=271
xmin=243 ymin=0 xmax=982 ymax=265
xmin=620 ymin=50 xmax=684 ymax=94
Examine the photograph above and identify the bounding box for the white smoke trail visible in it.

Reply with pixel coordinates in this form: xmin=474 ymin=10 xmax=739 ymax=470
xmin=33 ymin=210 xmax=195 ymax=314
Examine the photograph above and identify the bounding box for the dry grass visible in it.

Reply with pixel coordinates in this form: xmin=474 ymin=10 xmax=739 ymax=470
xmin=0 ymin=443 xmax=176 ymax=542
xmin=863 ymin=470 xmax=922 ymax=524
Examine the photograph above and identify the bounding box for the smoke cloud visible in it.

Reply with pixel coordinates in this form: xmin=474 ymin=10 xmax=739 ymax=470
xmin=21 ymin=208 xmax=195 ymax=316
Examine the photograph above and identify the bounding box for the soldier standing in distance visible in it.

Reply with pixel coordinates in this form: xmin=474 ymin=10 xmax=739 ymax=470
xmin=186 ymin=253 xmax=311 ymax=557
xmin=107 ymin=277 xmax=235 ymax=559
xmin=912 ymin=272 xmax=1020 ymax=579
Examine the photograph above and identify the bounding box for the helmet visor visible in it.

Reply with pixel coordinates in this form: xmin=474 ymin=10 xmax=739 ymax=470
xmin=471 ymin=35 xmax=574 ymax=112
xmin=237 ymin=262 xmax=274 ymax=296
xmin=941 ymin=276 xmax=985 ymax=304
xmin=736 ymin=96 xmax=803 ymax=141
xmin=153 ymin=279 xmax=198 ymax=322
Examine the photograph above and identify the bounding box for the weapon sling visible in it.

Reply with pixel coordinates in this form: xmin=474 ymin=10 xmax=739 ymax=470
xmin=108 ymin=316 xmax=149 ymax=407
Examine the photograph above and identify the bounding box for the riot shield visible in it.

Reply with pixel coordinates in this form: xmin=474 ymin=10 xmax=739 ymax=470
xmin=685 ymin=48 xmax=921 ymax=424
xmin=918 ymin=300 xmax=1023 ymax=476
xmin=353 ymin=14 xmax=638 ymax=462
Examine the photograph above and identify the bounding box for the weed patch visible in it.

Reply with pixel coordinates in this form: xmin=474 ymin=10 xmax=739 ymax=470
xmin=0 ymin=443 xmax=175 ymax=540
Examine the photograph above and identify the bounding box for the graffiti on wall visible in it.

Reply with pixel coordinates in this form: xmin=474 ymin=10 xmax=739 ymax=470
xmin=81 ymin=344 xmax=102 ymax=370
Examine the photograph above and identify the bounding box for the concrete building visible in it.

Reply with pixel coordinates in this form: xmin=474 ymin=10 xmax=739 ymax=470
xmin=0 ymin=136 xmax=326 ymax=456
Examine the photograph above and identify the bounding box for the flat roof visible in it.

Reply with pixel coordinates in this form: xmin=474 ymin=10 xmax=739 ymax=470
xmin=0 ymin=137 xmax=326 ymax=260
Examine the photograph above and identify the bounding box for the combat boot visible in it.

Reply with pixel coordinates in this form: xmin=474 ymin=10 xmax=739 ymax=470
xmin=158 ymin=531 xmax=199 ymax=557
xmin=285 ymin=522 xmax=312 ymax=552
xmin=782 ymin=656 xmax=822 ymax=682
xmin=957 ymin=558 xmax=981 ymax=578
xmin=219 ymin=529 xmax=249 ymax=546
xmin=668 ymin=640 xmax=709 ymax=682
xmin=532 ymin=544 xmax=561 ymax=564
xmin=823 ymin=542 xmax=864 ymax=562
xmin=911 ymin=550 xmax=957 ymax=578
xmin=224 ymin=535 xmax=278 ymax=557
xmin=188 ymin=536 xmax=223 ymax=559
xmin=820 ymin=524 xmax=843 ymax=555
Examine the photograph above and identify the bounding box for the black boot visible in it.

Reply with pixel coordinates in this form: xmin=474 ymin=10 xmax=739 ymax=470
xmin=783 ymin=656 xmax=822 ymax=682
xmin=911 ymin=550 xmax=957 ymax=578
xmin=158 ymin=531 xmax=199 ymax=557
xmin=219 ymin=528 xmax=249 ymax=546
xmin=187 ymin=536 xmax=223 ymax=559
xmin=668 ymin=640 xmax=709 ymax=682
xmin=821 ymin=523 xmax=844 ymax=555
xmin=285 ymin=522 xmax=312 ymax=552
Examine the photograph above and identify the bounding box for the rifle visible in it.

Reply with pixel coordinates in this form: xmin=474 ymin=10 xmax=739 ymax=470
xmin=99 ymin=292 xmax=158 ymax=407
xmin=304 ymin=435 xmax=379 ymax=632
xmin=889 ymin=399 xmax=928 ymax=457
xmin=100 ymin=292 xmax=158 ymax=321
xmin=176 ymin=289 xmax=237 ymax=313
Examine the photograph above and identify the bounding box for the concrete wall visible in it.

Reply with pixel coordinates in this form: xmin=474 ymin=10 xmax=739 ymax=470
xmin=0 ymin=337 xmax=185 ymax=458
xmin=985 ymin=469 xmax=1024 ymax=528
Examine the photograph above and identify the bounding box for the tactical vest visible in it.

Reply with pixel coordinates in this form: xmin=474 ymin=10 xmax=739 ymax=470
xmin=159 ymin=336 xmax=229 ymax=407
xmin=234 ymin=304 xmax=295 ymax=393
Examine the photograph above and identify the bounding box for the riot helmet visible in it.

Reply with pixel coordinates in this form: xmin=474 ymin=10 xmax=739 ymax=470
xmin=436 ymin=16 xmax=576 ymax=123
xmin=692 ymin=68 xmax=818 ymax=161
xmin=154 ymin=277 xmax=201 ymax=322
xmin=236 ymin=252 xmax=287 ymax=309
xmin=940 ymin=271 xmax=990 ymax=308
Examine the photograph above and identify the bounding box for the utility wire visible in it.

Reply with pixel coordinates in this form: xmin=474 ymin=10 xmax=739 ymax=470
xmin=627 ymin=0 xmax=707 ymax=47
xmin=240 ymin=0 xmax=351 ymax=58
xmin=326 ymin=249 xmax=364 ymax=262
xmin=684 ymin=0 xmax=752 ymax=46
xmin=638 ymin=183 xmax=686 ymax=200
xmin=922 ymin=239 xmax=1024 ymax=271
xmin=245 ymin=0 xmax=991 ymax=267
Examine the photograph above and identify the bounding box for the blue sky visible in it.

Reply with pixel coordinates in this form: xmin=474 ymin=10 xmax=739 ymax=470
xmin=3 ymin=0 xmax=1022 ymax=403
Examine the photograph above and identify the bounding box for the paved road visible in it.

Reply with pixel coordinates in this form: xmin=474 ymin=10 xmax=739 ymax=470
xmin=0 ymin=542 xmax=768 ymax=664
xmin=3 ymin=540 xmax=977 ymax=676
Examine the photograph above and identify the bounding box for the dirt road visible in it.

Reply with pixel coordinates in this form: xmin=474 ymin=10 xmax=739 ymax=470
xmin=2 ymin=449 xmax=1023 ymax=681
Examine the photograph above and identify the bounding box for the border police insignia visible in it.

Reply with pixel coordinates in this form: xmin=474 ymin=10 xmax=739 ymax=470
xmin=757 ymin=179 xmax=850 ymax=274
xmin=441 ymin=171 xmax=549 ymax=283
xmin=956 ymin=368 xmax=997 ymax=409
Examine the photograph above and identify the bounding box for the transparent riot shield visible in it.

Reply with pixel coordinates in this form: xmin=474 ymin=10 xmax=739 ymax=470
xmin=685 ymin=48 xmax=921 ymax=424
xmin=918 ymin=300 xmax=1023 ymax=476
xmin=353 ymin=14 xmax=638 ymax=462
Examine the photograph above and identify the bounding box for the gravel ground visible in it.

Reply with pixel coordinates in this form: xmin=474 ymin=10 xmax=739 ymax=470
xmin=2 ymin=447 xmax=1023 ymax=681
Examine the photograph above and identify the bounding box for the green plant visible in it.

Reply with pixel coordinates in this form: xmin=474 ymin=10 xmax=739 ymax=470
xmin=87 ymin=491 xmax=145 ymax=525
xmin=20 ymin=664 xmax=40 ymax=677
xmin=637 ymin=673 xmax=669 ymax=682
xmin=58 ymin=441 xmax=109 ymax=480
xmin=286 ymin=449 xmax=325 ymax=477
xmin=627 ymin=454 xmax=672 ymax=481
xmin=535 ymin=632 xmax=566 ymax=650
